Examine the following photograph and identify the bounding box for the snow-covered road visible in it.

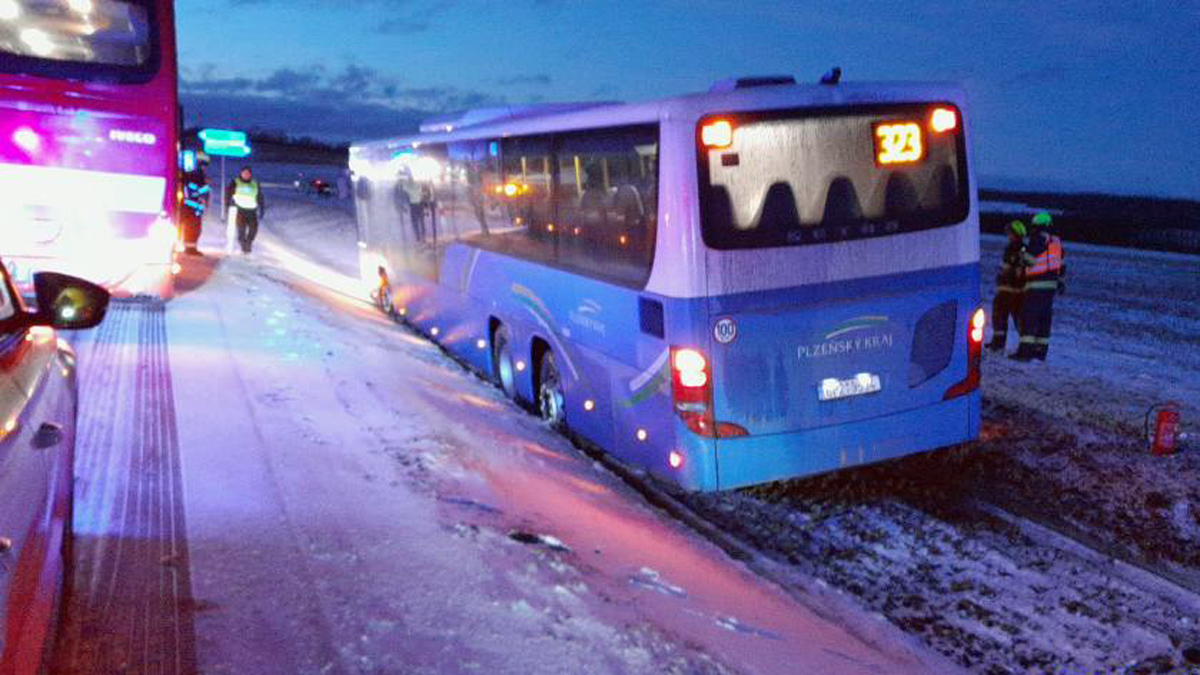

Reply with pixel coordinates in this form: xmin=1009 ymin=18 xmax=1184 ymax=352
xmin=52 ymin=193 xmax=956 ymax=674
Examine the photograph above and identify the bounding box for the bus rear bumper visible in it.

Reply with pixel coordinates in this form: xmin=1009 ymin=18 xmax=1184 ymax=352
xmin=713 ymin=391 xmax=980 ymax=490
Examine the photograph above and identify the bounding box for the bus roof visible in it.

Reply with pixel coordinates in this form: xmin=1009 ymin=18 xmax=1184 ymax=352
xmin=351 ymin=79 xmax=967 ymax=160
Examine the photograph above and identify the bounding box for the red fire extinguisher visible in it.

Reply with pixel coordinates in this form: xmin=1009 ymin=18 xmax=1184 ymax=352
xmin=1147 ymin=402 xmax=1181 ymax=456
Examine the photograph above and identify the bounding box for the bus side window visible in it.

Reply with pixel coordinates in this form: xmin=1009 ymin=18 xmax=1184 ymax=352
xmin=501 ymin=136 xmax=556 ymax=264
xmin=553 ymin=126 xmax=658 ymax=287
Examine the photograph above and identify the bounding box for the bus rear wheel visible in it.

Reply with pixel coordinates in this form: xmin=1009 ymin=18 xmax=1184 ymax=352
xmin=492 ymin=325 xmax=517 ymax=399
xmin=537 ymin=349 xmax=565 ymax=429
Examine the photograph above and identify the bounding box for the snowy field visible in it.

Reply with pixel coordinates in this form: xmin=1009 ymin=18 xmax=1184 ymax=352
xmin=54 ymin=189 xmax=959 ymax=674
xmin=251 ymin=189 xmax=1200 ymax=674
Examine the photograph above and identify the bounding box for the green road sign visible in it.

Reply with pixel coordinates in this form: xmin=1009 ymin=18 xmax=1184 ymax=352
xmin=205 ymin=141 xmax=252 ymax=158
xmin=200 ymin=128 xmax=251 ymax=158
xmin=199 ymin=128 xmax=246 ymax=144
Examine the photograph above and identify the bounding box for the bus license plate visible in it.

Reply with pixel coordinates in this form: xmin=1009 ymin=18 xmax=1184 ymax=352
xmin=818 ymin=373 xmax=882 ymax=402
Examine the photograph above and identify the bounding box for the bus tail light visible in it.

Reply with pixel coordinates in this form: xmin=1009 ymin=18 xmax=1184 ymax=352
xmin=671 ymin=347 xmax=749 ymax=438
xmin=944 ymin=307 xmax=984 ymax=399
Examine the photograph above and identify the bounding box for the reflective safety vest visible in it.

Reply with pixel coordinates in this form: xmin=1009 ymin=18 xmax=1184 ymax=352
xmin=1026 ymin=235 xmax=1064 ymax=278
xmin=232 ymin=179 xmax=260 ymax=210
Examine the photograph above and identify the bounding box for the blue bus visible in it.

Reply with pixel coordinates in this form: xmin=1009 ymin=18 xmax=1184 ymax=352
xmin=350 ymin=75 xmax=982 ymax=491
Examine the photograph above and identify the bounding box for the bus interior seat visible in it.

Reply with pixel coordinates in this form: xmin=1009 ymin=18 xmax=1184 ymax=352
xmin=821 ymin=176 xmax=863 ymax=226
xmin=706 ymin=185 xmax=736 ymax=231
xmin=884 ymin=173 xmax=920 ymax=218
xmin=756 ymin=181 xmax=800 ymax=232
xmin=925 ymin=164 xmax=958 ymax=207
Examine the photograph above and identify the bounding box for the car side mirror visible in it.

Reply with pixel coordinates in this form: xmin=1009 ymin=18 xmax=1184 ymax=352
xmin=32 ymin=272 xmax=110 ymax=330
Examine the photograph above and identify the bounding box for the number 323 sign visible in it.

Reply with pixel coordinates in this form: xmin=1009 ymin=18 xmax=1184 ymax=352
xmin=873 ymin=121 xmax=924 ymax=166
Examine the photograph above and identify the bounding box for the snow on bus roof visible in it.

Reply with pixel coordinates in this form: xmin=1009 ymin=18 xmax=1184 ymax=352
xmin=351 ymin=79 xmax=965 ymax=157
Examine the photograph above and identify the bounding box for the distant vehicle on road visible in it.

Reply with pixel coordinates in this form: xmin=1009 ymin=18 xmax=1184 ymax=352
xmin=0 ymin=259 xmax=110 ymax=674
xmin=0 ymin=0 xmax=181 ymax=299
xmin=351 ymin=75 xmax=982 ymax=491
xmin=297 ymin=177 xmax=334 ymax=197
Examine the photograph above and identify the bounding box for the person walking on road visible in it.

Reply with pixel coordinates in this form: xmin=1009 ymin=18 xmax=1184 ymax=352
xmin=1012 ymin=211 xmax=1066 ymax=361
xmin=987 ymin=219 xmax=1027 ymax=352
xmin=226 ymin=166 xmax=265 ymax=254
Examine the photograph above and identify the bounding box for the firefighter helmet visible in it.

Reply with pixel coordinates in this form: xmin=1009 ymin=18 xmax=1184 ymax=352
xmin=1007 ymin=220 xmax=1027 ymax=237
xmin=1031 ymin=211 xmax=1053 ymax=227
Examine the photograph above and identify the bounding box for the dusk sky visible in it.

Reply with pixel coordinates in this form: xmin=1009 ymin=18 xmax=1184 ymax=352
xmin=177 ymin=1 xmax=1200 ymax=199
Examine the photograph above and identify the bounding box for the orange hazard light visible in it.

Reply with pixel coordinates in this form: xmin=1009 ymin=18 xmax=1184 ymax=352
xmin=930 ymin=107 xmax=958 ymax=134
xmin=701 ymin=120 xmax=733 ymax=149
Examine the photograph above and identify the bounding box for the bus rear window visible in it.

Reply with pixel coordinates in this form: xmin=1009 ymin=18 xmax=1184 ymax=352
xmin=698 ymin=104 xmax=969 ymax=250
xmin=0 ymin=0 xmax=156 ymax=81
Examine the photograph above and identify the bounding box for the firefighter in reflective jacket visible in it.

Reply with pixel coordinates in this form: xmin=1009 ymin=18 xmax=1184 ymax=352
xmin=225 ymin=166 xmax=265 ymax=254
xmin=1013 ymin=211 xmax=1065 ymax=361
xmin=987 ymin=219 xmax=1027 ymax=352
xmin=180 ymin=156 xmax=210 ymax=255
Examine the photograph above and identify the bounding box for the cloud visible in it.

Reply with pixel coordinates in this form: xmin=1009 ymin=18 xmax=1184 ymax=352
xmin=258 ymin=67 xmax=323 ymax=94
xmin=496 ymin=74 xmax=552 ymax=87
xmin=180 ymin=63 xmax=507 ymax=141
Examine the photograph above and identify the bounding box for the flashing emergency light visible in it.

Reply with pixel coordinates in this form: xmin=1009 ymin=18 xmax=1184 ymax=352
xmin=13 ymin=127 xmax=40 ymax=153
xmin=701 ymin=120 xmax=734 ymax=149
xmin=20 ymin=28 xmax=54 ymax=56
xmin=930 ymin=107 xmax=958 ymax=134
xmin=0 ymin=0 xmax=20 ymax=21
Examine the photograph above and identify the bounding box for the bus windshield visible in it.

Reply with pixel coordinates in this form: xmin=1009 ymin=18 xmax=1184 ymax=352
xmin=0 ymin=0 xmax=155 ymax=74
xmin=698 ymin=104 xmax=969 ymax=250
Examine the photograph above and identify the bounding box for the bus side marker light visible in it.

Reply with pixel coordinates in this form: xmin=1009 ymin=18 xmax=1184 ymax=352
xmin=431 ymin=327 xmax=440 ymax=337
xmin=701 ymin=120 xmax=734 ymax=149
xmin=584 ymin=399 xmax=595 ymax=411
xmin=516 ymin=360 xmax=526 ymax=372
xmin=669 ymin=451 xmax=684 ymax=469
xmin=476 ymin=339 xmax=487 ymax=349
xmin=930 ymin=107 xmax=958 ymax=134
xmin=636 ymin=429 xmax=648 ymax=442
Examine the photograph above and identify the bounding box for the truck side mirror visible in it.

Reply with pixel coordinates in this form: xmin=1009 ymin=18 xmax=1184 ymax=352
xmin=32 ymin=272 xmax=110 ymax=330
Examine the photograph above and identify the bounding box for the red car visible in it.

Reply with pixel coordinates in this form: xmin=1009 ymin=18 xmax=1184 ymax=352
xmin=0 ymin=263 xmax=109 ymax=674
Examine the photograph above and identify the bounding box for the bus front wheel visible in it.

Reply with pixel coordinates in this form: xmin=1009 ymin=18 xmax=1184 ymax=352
xmin=537 ymin=349 xmax=565 ymax=429
xmin=492 ymin=325 xmax=517 ymax=399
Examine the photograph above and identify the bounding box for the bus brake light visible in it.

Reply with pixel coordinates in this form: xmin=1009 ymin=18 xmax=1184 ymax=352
xmin=930 ymin=107 xmax=958 ymax=134
xmin=945 ymin=307 xmax=984 ymax=399
xmin=670 ymin=347 xmax=747 ymax=438
xmin=701 ymin=120 xmax=733 ymax=149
